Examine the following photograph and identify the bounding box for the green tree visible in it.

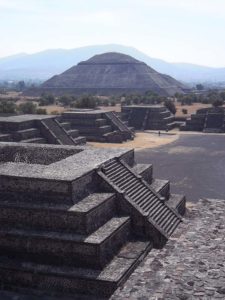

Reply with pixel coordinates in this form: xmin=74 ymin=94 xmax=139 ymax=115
xmin=18 ymin=102 xmax=37 ymax=114
xmin=36 ymin=108 xmax=47 ymax=114
xmin=182 ymin=108 xmax=188 ymax=115
xmin=39 ymin=94 xmax=55 ymax=106
xmin=220 ymin=91 xmax=225 ymax=101
xmin=0 ymin=101 xmax=17 ymax=113
xmin=212 ymin=99 xmax=223 ymax=107
xmin=164 ymin=100 xmax=176 ymax=115
xmin=59 ymin=95 xmax=74 ymax=106
xmin=196 ymin=84 xmax=204 ymax=91
xmin=17 ymin=81 xmax=26 ymax=91
xmin=75 ymin=95 xmax=97 ymax=109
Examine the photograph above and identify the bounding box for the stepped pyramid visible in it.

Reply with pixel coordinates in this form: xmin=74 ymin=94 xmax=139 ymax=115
xmin=181 ymin=107 xmax=225 ymax=133
xmin=0 ymin=114 xmax=86 ymax=145
xmin=0 ymin=142 xmax=186 ymax=299
xmin=29 ymin=52 xmax=187 ymax=96
xmin=61 ymin=109 xmax=134 ymax=143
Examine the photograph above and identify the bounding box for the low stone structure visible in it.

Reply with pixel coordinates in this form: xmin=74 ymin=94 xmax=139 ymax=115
xmin=0 ymin=142 xmax=185 ymax=299
xmin=61 ymin=109 xmax=134 ymax=143
xmin=122 ymin=105 xmax=177 ymax=130
xmin=181 ymin=107 xmax=225 ymax=133
xmin=0 ymin=114 xmax=86 ymax=145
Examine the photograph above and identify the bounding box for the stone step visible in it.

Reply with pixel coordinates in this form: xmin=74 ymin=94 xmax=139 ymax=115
xmin=73 ymin=136 xmax=86 ymax=145
xmin=0 ymin=216 xmax=130 ymax=269
xmin=16 ymin=128 xmax=41 ymax=140
xmin=120 ymin=176 xmax=137 ymax=190
xmin=20 ymin=137 xmax=46 ymax=144
xmin=0 ymin=239 xmax=152 ymax=298
xmin=167 ymin=217 xmax=181 ymax=236
xmin=99 ymin=125 xmax=112 ymax=134
xmin=132 ymin=164 xmax=153 ymax=184
xmin=60 ymin=122 xmax=71 ymax=131
xmin=150 ymin=179 xmax=170 ymax=200
xmin=103 ymin=131 xmax=123 ymax=143
xmin=71 ymin=125 xmax=112 ymax=135
xmin=111 ymin=168 xmax=129 ymax=183
xmin=167 ymin=194 xmax=186 ymax=216
xmin=133 ymin=188 xmax=151 ymax=203
xmin=67 ymin=129 xmax=79 ymax=138
xmin=102 ymin=159 xmax=182 ymax=244
xmin=95 ymin=118 xmax=107 ymax=126
xmin=85 ymin=135 xmax=107 ymax=142
xmin=0 ymin=193 xmax=116 ymax=234
xmin=0 ymin=133 xmax=11 ymax=142
xmin=157 ymin=209 xmax=176 ymax=229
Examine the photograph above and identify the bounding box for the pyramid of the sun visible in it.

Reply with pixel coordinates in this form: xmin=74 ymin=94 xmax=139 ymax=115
xmin=33 ymin=52 xmax=188 ymax=96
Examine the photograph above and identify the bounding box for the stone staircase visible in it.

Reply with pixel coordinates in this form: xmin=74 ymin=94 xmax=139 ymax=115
xmin=105 ymin=111 xmax=134 ymax=140
xmin=0 ymin=192 xmax=152 ymax=299
xmin=0 ymin=115 xmax=86 ymax=146
xmin=40 ymin=118 xmax=77 ymax=145
xmin=121 ymin=105 xmax=176 ymax=130
xmin=98 ymin=158 xmax=182 ymax=248
xmin=61 ymin=110 xmax=135 ymax=143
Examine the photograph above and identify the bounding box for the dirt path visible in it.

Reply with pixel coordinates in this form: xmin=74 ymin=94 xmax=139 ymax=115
xmin=88 ymin=131 xmax=179 ymax=150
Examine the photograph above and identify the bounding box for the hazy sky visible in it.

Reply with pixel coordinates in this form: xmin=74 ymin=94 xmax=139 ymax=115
xmin=1 ymin=0 xmax=225 ymax=67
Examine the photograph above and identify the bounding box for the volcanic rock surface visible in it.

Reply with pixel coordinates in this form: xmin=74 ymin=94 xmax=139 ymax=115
xmin=40 ymin=52 xmax=188 ymax=96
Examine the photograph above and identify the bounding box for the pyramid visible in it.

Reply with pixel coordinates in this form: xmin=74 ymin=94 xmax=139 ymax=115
xmin=40 ymin=52 xmax=187 ymax=96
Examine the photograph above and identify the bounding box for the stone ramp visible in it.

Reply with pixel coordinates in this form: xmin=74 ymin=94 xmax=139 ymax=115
xmin=98 ymin=158 xmax=182 ymax=247
xmin=105 ymin=111 xmax=134 ymax=140
xmin=40 ymin=118 xmax=76 ymax=145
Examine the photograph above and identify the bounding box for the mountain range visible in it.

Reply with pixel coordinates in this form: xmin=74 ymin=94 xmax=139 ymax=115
xmin=0 ymin=44 xmax=224 ymax=83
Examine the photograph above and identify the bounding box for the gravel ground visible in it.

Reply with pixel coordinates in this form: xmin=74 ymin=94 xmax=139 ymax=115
xmin=111 ymin=198 xmax=225 ymax=299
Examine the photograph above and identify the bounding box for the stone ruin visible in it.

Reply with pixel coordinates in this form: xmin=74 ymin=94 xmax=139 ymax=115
xmin=0 ymin=114 xmax=86 ymax=146
xmin=0 ymin=111 xmax=134 ymax=145
xmin=61 ymin=109 xmax=134 ymax=143
xmin=0 ymin=142 xmax=186 ymax=299
xmin=122 ymin=105 xmax=177 ymax=130
xmin=181 ymin=107 xmax=225 ymax=133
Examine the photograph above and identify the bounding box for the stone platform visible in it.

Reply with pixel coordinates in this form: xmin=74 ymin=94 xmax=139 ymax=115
xmin=61 ymin=109 xmax=134 ymax=143
xmin=111 ymin=198 xmax=225 ymax=299
xmin=0 ymin=114 xmax=86 ymax=146
xmin=181 ymin=107 xmax=225 ymax=133
xmin=0 ymin=142 xmax=185 ymax=299
xmin=122 ymin=105 xmax=178 ymax=131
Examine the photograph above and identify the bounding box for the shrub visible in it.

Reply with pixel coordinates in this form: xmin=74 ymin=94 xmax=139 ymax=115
xmin=75 ymin=95 xmax=97 ymax=109
xmin=164 ymin=100 xmax=176 ymax=115
xmin=182 ymin=108 xmax=188 ymax=115
xmin=51 ymin=110 xmax=60 ymax=115
xmin=18 ymin=102 xmax=37 ymax=114
xmin=36 ymin=108 xmax=47 ymax=114
xmin=0 ymin=101 xmax=17 ymax=113
xmin=39 ymin=94 xmax=55 ymax=106
xmin=212 ymin=99 xmax=223 ymax=107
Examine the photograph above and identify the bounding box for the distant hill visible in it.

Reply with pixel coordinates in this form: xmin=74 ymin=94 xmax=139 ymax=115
xmin=0 ymin=44 xmax=225 ymax=83
xmin=36 ymin=52 xmax=188 ymax=96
